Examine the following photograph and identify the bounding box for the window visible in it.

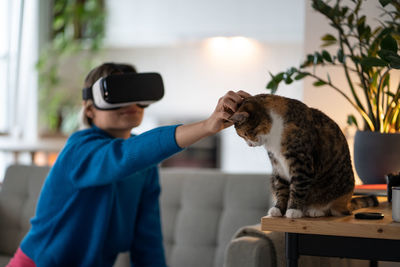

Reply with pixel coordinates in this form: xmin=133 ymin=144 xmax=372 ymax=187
xmin=0 ymin=0 xmax=24 ymax=134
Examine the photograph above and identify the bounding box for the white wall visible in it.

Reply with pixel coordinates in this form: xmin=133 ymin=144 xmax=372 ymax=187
xmin=105 ymin=0 xmax=304 ymax=46
xmin=103 ymin=42 xmax=303 ymax=119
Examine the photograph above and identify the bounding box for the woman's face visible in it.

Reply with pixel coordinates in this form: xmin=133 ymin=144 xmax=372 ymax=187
xmin=86 ymin=103 xmax=145 ymax=139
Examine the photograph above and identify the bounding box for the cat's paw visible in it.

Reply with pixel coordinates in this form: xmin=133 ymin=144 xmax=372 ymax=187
xmin=285 ymin=209 xmax=303 ymax=218
xmin=268 ymin=207 xmax=283 ymax=217
xmin=305 ymin=208 xmax=325 ymax=217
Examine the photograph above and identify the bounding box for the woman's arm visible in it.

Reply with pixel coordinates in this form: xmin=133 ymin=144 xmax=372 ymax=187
xmin=66 ymin=90 xmax=250 ymax=188
xmin=175 ymin=90 xmax=251 ymax=148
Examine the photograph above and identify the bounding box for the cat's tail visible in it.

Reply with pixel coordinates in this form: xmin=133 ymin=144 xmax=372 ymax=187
xmin=350 ymin=195 xmax=379 ymax=211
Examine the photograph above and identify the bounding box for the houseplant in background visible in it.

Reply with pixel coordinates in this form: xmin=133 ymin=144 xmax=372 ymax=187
xmin=266 ymin=0 xmax=400 ymax=184
xmin=37 ymin=0 xmax=105 ymax=135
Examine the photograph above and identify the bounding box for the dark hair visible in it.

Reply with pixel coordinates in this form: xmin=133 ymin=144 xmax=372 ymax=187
xmin=83 ymin=62 xmax=137 ymax=89
xmin=82 ymin=62 xmax=137 ymax=127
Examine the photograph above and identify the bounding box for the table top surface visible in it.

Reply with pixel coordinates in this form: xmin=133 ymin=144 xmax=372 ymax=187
xmin=261 ymin=200 xmax=400 ymax=240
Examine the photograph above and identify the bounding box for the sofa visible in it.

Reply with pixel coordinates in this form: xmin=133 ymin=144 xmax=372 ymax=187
xmin=0 ymin=165 xmax=272 ymax=267
xmin=0 ymin=164 xmax=372 ymax=267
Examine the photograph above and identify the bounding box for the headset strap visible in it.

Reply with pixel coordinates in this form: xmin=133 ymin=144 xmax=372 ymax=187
xmin=82 ymin=87 xmax=93 ymax=100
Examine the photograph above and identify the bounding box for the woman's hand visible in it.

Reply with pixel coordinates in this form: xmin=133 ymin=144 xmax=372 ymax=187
xmin=175 ymin=90 xmax=251 ymax=148
xmin=204 ymin=90 xmax=252 ymax=134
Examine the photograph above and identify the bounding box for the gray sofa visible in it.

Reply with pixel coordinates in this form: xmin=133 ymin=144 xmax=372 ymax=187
xmin=0 ymin=165 xmax=372 ymax=267
xmin=0 ymin=165 xmax=272 ymax=267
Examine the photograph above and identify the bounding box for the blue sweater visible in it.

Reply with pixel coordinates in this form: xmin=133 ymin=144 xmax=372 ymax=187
xmin=21 ymin=125 xmax=183 ymax=267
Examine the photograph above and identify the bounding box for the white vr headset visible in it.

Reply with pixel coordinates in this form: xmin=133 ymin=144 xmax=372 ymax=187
xmin=82 ymin=73 xmax=164 ymax=110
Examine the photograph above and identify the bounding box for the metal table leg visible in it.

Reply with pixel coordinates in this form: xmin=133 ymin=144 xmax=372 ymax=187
xmin=286 ymin=233 xmax=299 ymax=267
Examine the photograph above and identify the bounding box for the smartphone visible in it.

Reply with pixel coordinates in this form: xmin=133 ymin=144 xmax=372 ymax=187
xmin=354 ymin=212 xmax=384 ymax=220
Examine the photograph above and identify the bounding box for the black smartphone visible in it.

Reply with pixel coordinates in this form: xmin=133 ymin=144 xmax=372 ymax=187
xmin=354 ymin=212 xmax=384 ymax=220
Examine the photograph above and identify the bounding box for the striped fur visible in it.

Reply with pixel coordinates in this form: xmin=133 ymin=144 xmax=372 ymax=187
xmin=350 ymin=196 xmax=379 ymax=211
xmin=230 ymin=94 xmax=378 ymax=218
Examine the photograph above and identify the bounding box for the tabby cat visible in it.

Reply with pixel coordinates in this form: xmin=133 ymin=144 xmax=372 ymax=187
xmin=230 ymin=94 xmax=377 ymax=218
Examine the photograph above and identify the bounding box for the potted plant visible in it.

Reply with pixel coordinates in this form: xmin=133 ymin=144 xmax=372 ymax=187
xmin=37 ymin=0 xmax=106 ymax=135
xmin=266 ymin=0 xmax=400 ymax=184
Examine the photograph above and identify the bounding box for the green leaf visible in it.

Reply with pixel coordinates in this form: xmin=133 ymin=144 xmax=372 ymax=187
xmin=347 ymin=13 xmax=354 ymax=26
xmin=357 ymin=15 xmax=367 ymax=36
xmin=378 ymin=49 xmax=395 ymax=61
xmin=321 ymin=34 xmax=337 ymax=47
xmin=294 ymin=73 xmax=309 ymax=80
xmin=301 ymin=55 xmax=315 ymax=68
xmin=53 ymin=16 xmax=65 ymax=30
xmin=357 ymin=15 xmax=366 ymax=27
xmin=347 ymin=115 xmax=359 ymax=128
xmin=361 ymin=26 xmax=372 ymax=43
xmin=337 ymin=49 xmax=345 ymax=63
xmin=379 ymin=0 xmax=392 ymax=7
xmin=321 ymin=41 xmax=337 ymax=47
xmin=389 ymin=57 xmax=400 ymax=69
xmin=285 ymin=77 xmax=293 ymax=84
xmin=322 ymin=50 xmax=333 ymax=62
xmin=284 ymin=74 xmax=293 ymax=84
xmin=378 ymin=49 xmax=400 ymax=68
xmin=355 ymin=0 xmax=362 ymax=14
xmin=341 ymin=7 xmax=349 ymax=16
xmin=266 ymin=80 xmax=278 ymax=94
xmin=313 ymin=80 xmax=327 ymax=86
xmin=314 ymin=52 xmax=324 ymax=64
xmin=321 ymin=34 xmax=337 ymax=42
xmin=286 ymin=67 xmax=298 ymax=76
xmin=273 ymin=72 xmax=285 ymax=83
xmin=381 ymin=35 xmax=398 ymax=53
xmin=360 ymin=57 xmax=388 ymax=67
xmin=266 ymin=72 xmax=285 ymax=94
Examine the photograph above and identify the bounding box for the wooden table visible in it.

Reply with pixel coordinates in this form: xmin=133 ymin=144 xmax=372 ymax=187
xmin=261 ymin=201 xmax=400 ymax=267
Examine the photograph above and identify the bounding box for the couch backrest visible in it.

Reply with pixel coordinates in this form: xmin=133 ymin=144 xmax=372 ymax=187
xmin=0 ymin=165 xmax=50 ymax=256
xmin=160 ymin=168 xmax=271 ymax=267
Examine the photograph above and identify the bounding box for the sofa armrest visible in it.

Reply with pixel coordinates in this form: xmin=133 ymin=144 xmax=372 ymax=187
xmin=225 ymin=224 xmax=371 ymax=267
xmin=224 ymin=224 xmax=285 ymax=267
xmin=225 ymin=236 xmax=276 ymax=267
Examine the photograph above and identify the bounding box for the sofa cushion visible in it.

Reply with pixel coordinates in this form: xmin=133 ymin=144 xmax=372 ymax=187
xmin=160 ymin=169 xmax=227 ymax=267
xmin=159 ymin=169 xmax=270 ymax=267
xmin=215 ymin=174 xmax=270 ymax=267
xmin=0 ymin=165 xmax=49 ymax=256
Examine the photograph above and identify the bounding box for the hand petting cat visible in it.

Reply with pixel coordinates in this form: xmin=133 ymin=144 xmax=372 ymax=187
xmin=174 ymin=90 xmax=251 ymax=148
xmin=207 ymin=90 xmax=251 ymax=133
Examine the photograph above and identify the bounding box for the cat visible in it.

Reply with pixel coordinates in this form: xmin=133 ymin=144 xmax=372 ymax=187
xmin=230 ymin=94 xmax=378 ymax=218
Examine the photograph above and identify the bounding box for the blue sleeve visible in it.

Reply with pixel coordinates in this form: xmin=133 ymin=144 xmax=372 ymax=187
xmin=62 ymin=125 xmax=182 ymax=188
xmin=129 ymin=168 xmax=167 ymax=267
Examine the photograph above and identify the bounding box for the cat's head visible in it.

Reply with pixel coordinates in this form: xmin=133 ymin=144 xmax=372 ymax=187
xmin=230 ymin=96 xmax=272 ymax=147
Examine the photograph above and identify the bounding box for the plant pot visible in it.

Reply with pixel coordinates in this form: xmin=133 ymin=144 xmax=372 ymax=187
xmin=354 ymin=130 xmax=400 ymax=184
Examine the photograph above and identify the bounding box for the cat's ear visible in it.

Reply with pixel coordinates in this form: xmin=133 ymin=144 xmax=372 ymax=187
xmin=230 ymin=111 xmax=249 ymax=125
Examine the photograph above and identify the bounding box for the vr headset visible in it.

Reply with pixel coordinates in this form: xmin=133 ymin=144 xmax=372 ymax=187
xmin=82 ymin=73 xmax=164 ymax=110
